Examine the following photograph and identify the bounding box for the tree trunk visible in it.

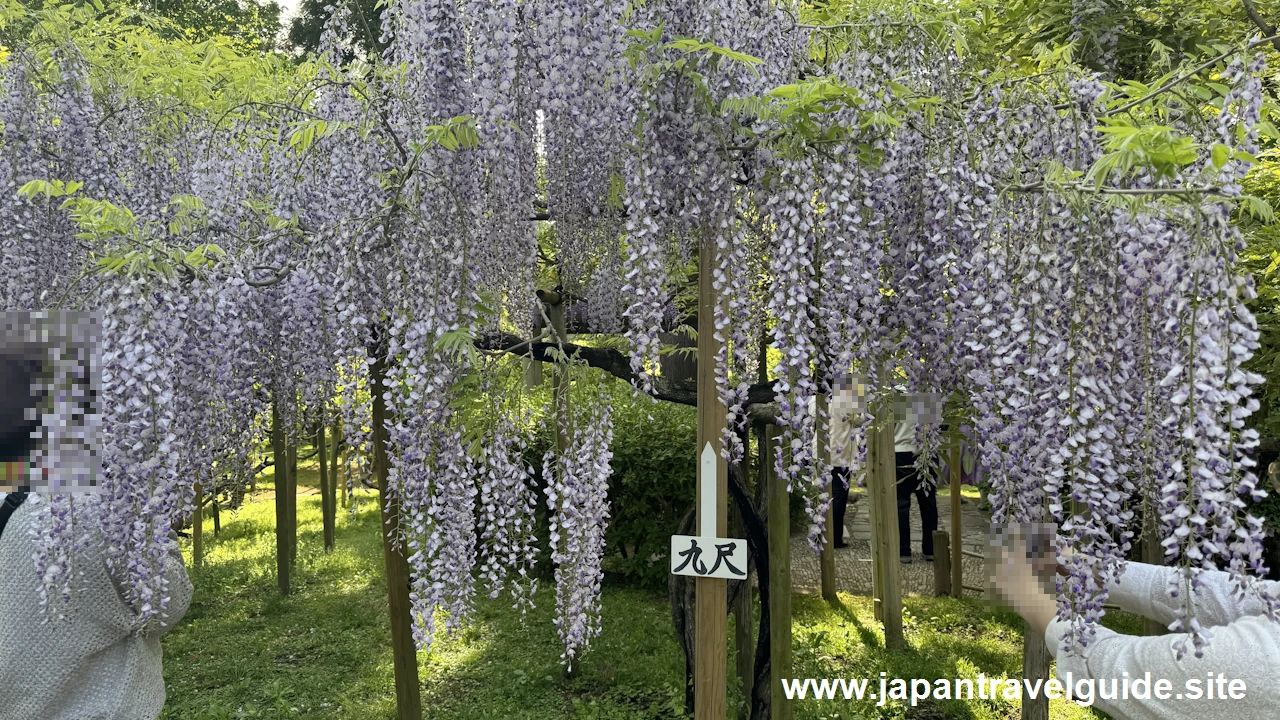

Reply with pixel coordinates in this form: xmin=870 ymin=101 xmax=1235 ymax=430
xmin=211 ymin=496 xmax=221 ymax=537
xmin=272 ymin=398 xmax=291 ymax=597
xmin=728 ymin=459 xmax=772 ymax=720
xmin=732 ymin=503 xmax=755 ymax=718
xmin=370 ymin=325 xmax=423 ymax=720
xmin=670 ymin=507 xmax=698 ymax=717
xmin=732 ymin=428 xmax=756 ymax=719
xmin=1141 ymin=508 xmax=1165 ymax=635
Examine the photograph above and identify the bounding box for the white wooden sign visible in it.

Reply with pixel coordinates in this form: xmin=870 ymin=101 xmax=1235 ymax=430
xmin=670 ymin=443 xmax=747 ymax=580
xmin=670 ymin=534 xmax=748 ymax=579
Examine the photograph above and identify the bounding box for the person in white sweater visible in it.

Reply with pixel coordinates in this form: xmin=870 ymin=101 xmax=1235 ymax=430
xmin=990 ymin=525 xmax=1280 ymax=720
xmin=810 ymin=374 xmax=860 ymax=547
xmin=0 ymin=342 xmax=193 ymax=720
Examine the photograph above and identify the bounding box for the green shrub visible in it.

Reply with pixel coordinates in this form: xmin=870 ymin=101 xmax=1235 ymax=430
xmin=603 ymin=391 xmax=697 ymax=588
xmin=518 ymin=371 xmax=697 ymax=589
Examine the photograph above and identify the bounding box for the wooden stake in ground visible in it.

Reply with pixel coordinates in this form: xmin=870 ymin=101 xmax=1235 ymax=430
xmin=192 ymin=482 xmax=203 ymax=569
xmin=933 ymin=530 xmax=950 ymax=596
xmin=1022 ymin=631 xmax=1050 ymax=720
xmin=950 ymin=445 xmax=962 ymax=599
xmin=765 ymin=424 xmax=792 ymax=720
xmin=271 ymin=399 xmax=291 ymax=597
xmin=369 ymin=329 xmax=423 ymax=720
xmin=695 ymin=240 xmax=729 ymax=720
xmin=318 ymin=422 xmax=335 ymax=552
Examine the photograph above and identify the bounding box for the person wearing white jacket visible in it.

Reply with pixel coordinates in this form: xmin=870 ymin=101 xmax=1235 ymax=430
xmin=990 ymin=526 xmax=1280 ymax=720
xmin=0 ymin=342 xmax=193 ymax=720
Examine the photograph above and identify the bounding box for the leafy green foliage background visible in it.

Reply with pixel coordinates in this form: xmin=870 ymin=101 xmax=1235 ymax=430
xmin=522 ymin=371 xmax=698 ymax=590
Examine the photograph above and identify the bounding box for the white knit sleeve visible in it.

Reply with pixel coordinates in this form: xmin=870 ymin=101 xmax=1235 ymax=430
xmin=1107 ymin=561 xmax=1280 ymax=629
xmin=1045 ymin=614 xmax=1280 ymax=720
xmin=143 ymin=540 xmax=192 ymax=637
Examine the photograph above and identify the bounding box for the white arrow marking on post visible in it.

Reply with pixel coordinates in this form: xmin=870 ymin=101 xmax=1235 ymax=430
xmin=700 ymin=441 xmax=717 ymax=537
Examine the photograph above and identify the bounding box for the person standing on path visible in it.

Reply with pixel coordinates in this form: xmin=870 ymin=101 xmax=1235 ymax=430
xmin=894 ymin=389 xmax=938 ymax=563
xmin=811 ymin=373 xmax=863 ymax=548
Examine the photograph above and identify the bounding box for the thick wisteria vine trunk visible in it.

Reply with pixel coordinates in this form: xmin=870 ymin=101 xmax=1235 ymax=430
xmin=271 ymin=398 xmax=292 ymax=597
xmin=368 ymin=325 xmax=422 ymax=720
xmin=727 ymin=460 xmax=772 ymax=720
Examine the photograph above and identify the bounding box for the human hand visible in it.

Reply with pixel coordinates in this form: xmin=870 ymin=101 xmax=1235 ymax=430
xmin=988 ymin=523 xmax=1059 ymax=638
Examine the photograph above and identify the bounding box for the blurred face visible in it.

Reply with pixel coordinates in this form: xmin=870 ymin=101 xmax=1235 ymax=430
xmin=835 ymin=372 xmax=868 ymax=396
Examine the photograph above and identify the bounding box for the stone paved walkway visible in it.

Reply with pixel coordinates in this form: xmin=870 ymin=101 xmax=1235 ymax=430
xmin=789 ymin=490 xmax=991 ymax=598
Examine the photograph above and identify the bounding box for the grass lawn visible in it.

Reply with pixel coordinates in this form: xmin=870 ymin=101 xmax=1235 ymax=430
xmin=165 ymin=455 xmax=1124 ymax=719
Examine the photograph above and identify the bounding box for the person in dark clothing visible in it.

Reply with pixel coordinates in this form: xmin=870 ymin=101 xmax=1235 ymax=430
xmin=895 ymin=453 xmax=938 ymax=562
xmin=832 ymin=465 xmax=851 ymax=548
xmin=894 ymin=407 xmax=938 ymax=563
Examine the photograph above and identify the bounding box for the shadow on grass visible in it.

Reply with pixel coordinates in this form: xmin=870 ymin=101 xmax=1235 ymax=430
xmin=785 ymin=592 xmax=1091 ymax=720
xmin=168 ymin=476 xmax=688 ymax=720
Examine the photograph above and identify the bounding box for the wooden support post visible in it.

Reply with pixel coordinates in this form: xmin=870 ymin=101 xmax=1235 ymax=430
xmin=868 ymin=403 xmax=903 ymax=650
xmin=336 ymin=423 xmax=348 ymax=509
xmin=871 ymin=438 xmax=882 ymax=620
xmin=949 ymin=445 xmax=962 ymax=602
xmin=319 ymin=422 xmax=334 ymax=552
xmin=523 ymin=355 xmax=543 ymax=389
xmin=695 ymin=240 xmax=729 ymax=720
xmin=271 ymin=399 xmax=290 ymax=597
xmin=370 ymin=332 xmax=423 ymax=720
xmin=933 ymin=530 xmax=950 ymax=597
xmin=766 ymin=425 xmax=792 ymax=720
xmin=1141 ymin=506 xmax=1164 ymax=636
xmin=288 ymin=439 xmax=298 ymax=568
xmin=819 ymin=392 xmax=839 ymax=599
xmin=192 ymin=482 xmax=203 ymax=569
xmin=817 ymin=394 xmax=837 ymax=603
xmin=1022 ymin=630 xmax=1050 ymax=720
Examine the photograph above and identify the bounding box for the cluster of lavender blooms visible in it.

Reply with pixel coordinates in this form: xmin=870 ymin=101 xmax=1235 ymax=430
xmin=2 ymin=0 xmax=1277 ymax=663
xmin=613 ymin=8 xmax=1277 ymax=657
xmin=544 ymin=393 xmax=613 ymax=665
